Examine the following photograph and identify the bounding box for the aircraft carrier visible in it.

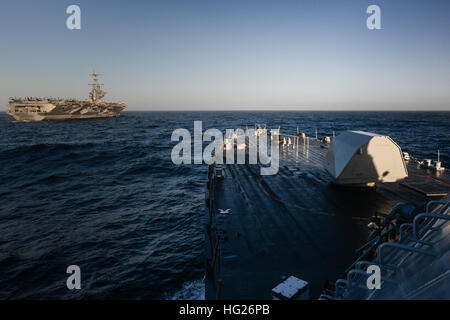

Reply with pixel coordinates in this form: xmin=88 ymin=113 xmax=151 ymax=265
xmin=205 ymin=127 xmax=449 ymax=300
xmin=7 ymin=72 xmax=126 ymax=121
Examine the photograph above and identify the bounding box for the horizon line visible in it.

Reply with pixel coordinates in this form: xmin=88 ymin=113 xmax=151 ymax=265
xmin=124 ymin=108 xmax=450 ymax=112
xmin=1 ymin=109 xmax=450 ymax=113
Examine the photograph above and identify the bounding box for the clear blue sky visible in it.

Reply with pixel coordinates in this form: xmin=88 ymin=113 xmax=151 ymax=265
xmin=0 ymin=0 xmax=449 ymax=110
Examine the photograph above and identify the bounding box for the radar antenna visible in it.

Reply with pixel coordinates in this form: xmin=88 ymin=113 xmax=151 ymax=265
xmin=89 ymin=71 xmax=107 ymax=102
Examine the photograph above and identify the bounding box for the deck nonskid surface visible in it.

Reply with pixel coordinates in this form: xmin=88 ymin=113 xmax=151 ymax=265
xmin=207 ymin=139 xmax=450 ymax=299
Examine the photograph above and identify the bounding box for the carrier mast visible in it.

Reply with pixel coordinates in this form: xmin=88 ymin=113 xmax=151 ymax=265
xmin=89 ymin=71 xmax=107 ymax=103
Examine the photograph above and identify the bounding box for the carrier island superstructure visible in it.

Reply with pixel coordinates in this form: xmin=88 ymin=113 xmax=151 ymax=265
xmin=7 ymin=72 xmax=126 ymax=121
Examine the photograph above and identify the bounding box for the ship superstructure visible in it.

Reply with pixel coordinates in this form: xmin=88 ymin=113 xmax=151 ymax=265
xmin=7 ymin=72 xmax=126 ymax=121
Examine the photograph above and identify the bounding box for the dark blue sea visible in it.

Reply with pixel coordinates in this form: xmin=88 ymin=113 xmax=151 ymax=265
xmin=0 ymin=111 xmax=449 ymax=299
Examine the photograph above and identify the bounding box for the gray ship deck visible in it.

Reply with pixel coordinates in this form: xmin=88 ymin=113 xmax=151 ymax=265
xmin=205 ymin=138 xmax=450 ymax=299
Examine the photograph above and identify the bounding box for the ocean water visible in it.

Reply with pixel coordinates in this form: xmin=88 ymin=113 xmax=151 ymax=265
xmin=0 ymin=111 xmax=448 ymax=299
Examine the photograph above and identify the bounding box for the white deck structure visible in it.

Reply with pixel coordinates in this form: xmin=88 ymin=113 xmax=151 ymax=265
xmin=325 ymin=131 xmax=408 ymax=186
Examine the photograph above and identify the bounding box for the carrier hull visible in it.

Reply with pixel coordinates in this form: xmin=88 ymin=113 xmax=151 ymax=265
xmin=7 ymin=101 xmax=126 ymax=122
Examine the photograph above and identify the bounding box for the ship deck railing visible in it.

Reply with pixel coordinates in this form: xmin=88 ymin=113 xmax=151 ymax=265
xmin=323 ymin=200 xmax=450 ymax=300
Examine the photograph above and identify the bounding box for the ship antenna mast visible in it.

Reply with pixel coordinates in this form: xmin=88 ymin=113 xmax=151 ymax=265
xmin=89 ymin=71 xmax=107 ymax=103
